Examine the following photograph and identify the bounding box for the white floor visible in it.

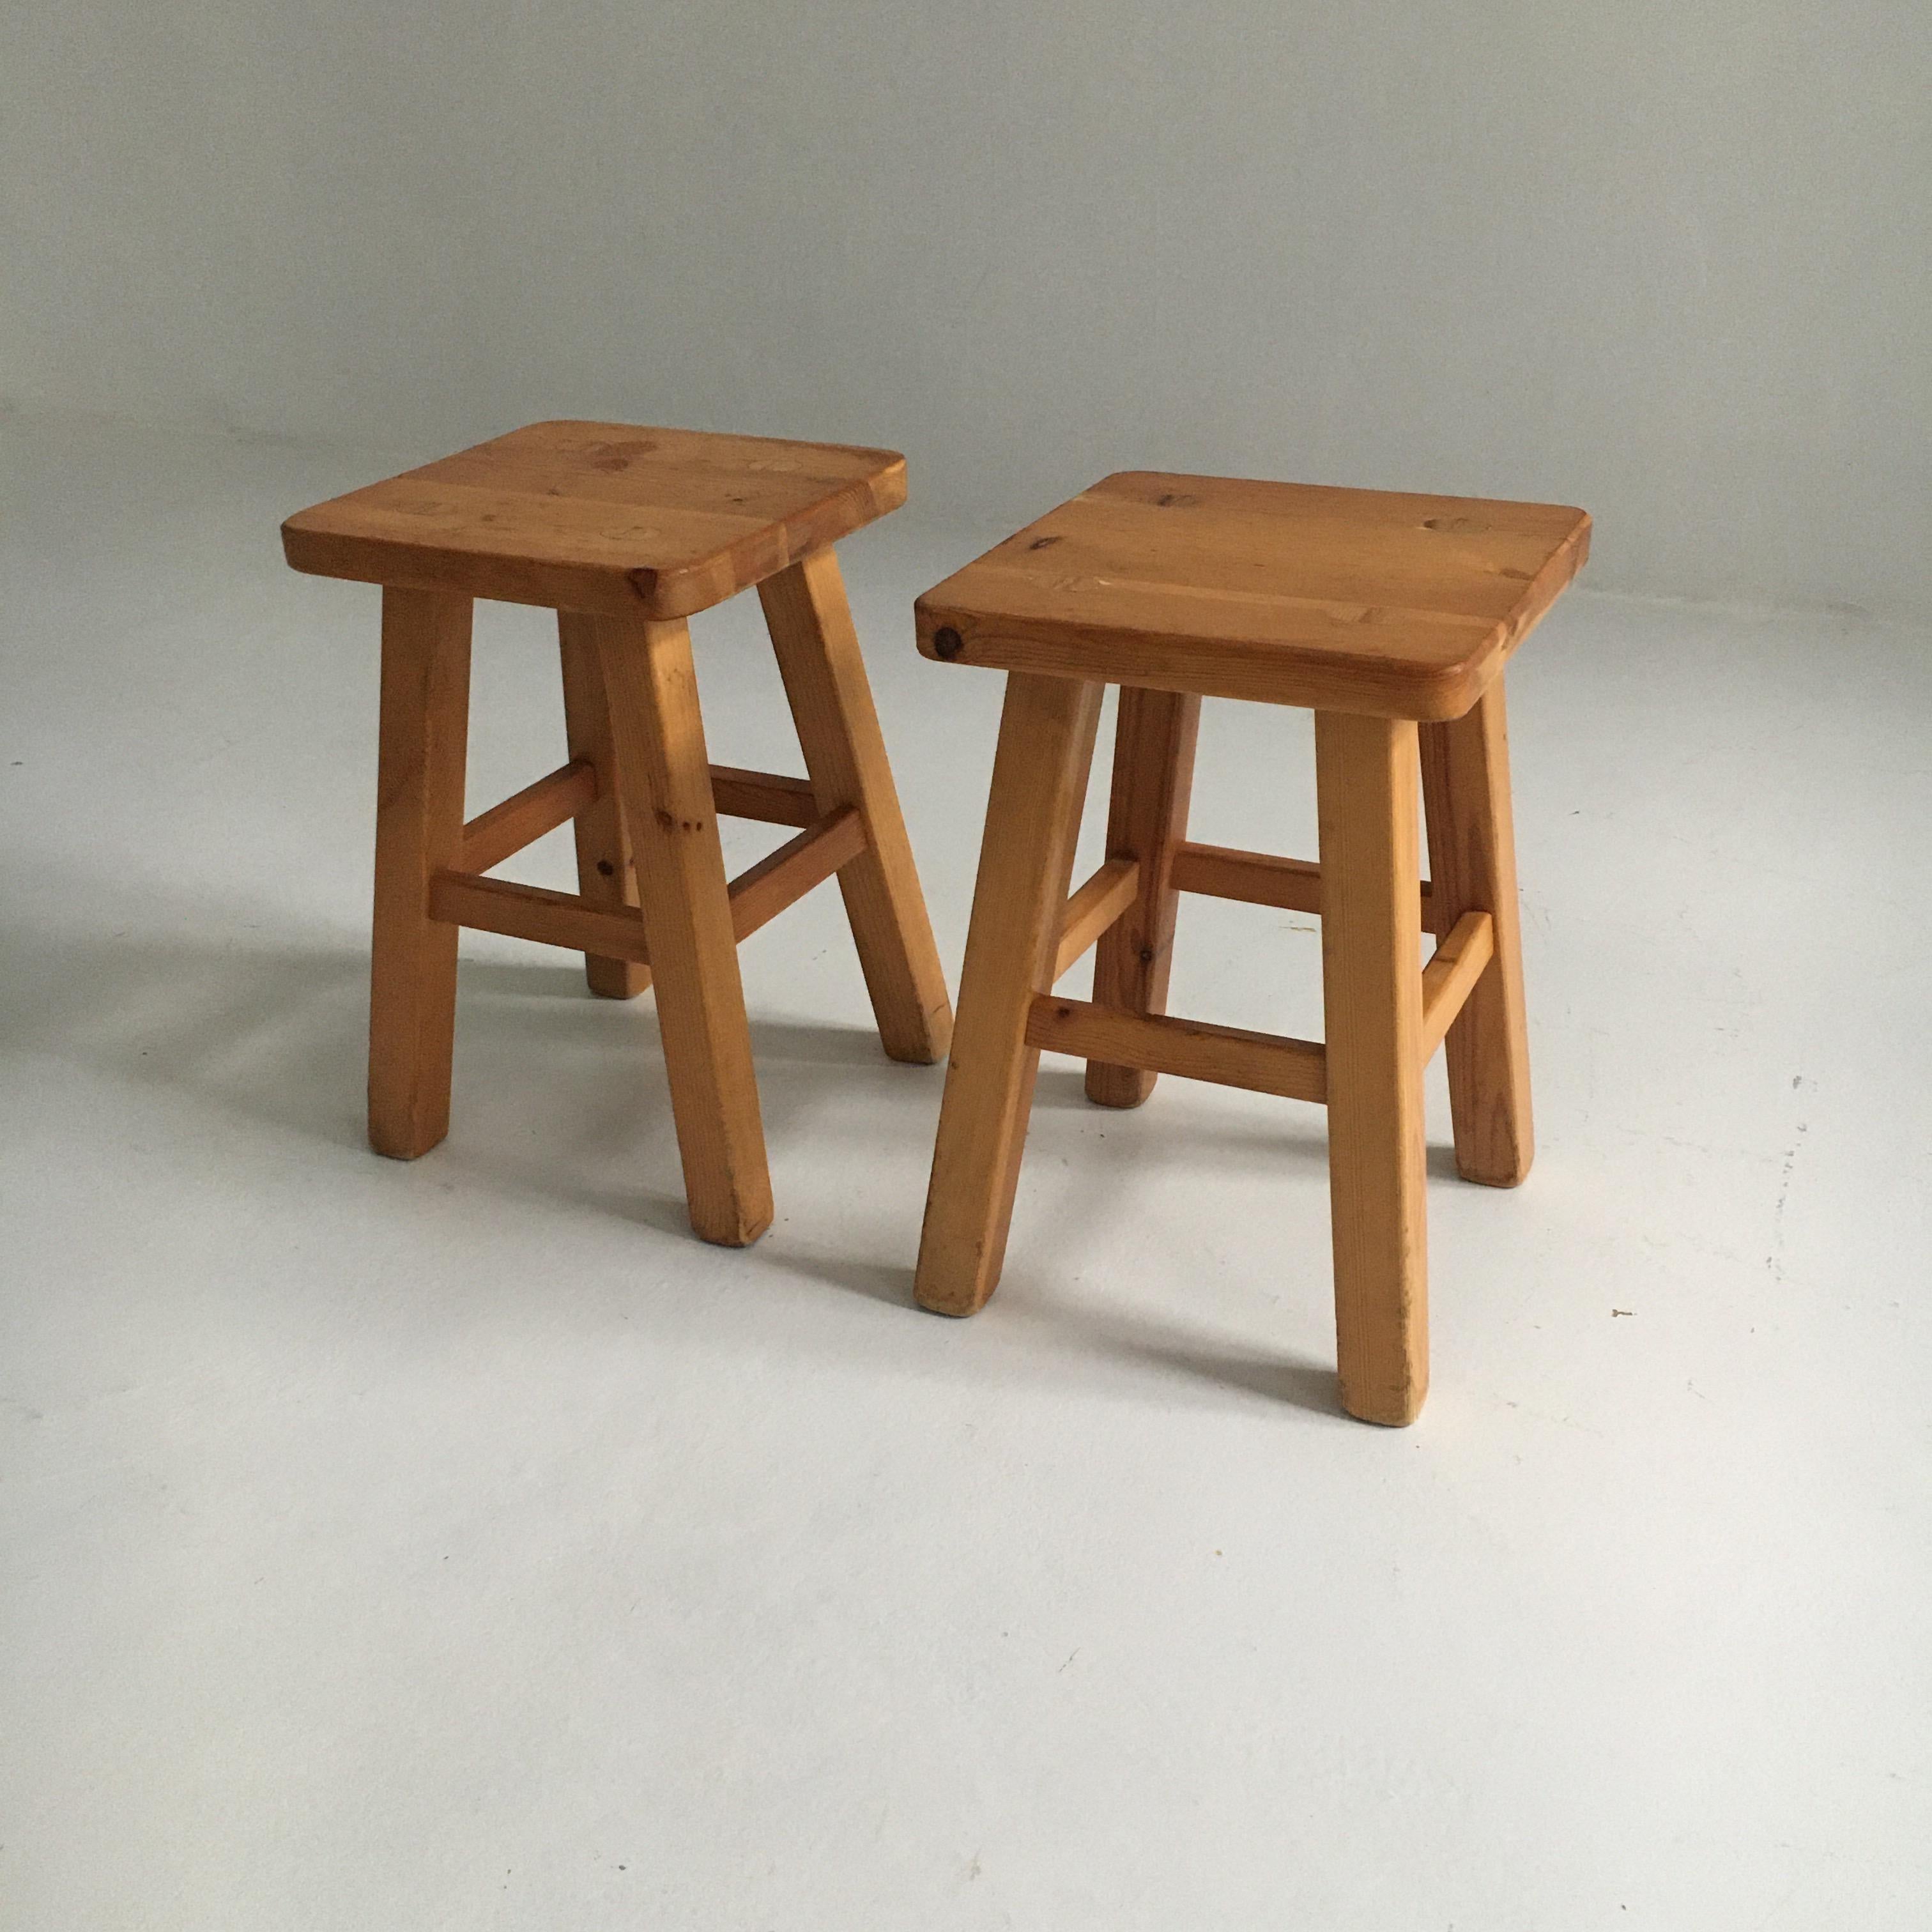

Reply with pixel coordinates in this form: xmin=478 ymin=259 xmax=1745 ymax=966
xmin=3 ymin=413 xmax=1929 ymax=1929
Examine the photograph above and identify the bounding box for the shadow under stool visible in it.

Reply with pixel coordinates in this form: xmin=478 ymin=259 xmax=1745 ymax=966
xmin=910 ymin=471 xmax=1590 ymax=1423
xmin=282 ymin=419 xmax=952 ymax=1247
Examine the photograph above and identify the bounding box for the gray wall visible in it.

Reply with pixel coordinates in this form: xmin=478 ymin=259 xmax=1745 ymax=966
xmin=5 ymin=2 xmax=1928 ymax=613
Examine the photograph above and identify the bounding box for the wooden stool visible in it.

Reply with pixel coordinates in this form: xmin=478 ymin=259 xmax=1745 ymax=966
xmin=282 ymin=420 xmax=952 ymax=1247
xmin=910 ymin=471 xmax=1589 ymax=1423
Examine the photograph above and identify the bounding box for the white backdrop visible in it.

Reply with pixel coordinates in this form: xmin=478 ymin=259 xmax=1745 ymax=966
xmin=4 ymin=0 xmax=1928 ymax=613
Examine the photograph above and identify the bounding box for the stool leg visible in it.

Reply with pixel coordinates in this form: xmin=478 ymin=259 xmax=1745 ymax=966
xmin=1084 ymin=686 xmax=1200 ymax=1107
xmin=1315 ymin=710 xmax=1429 ymax=1425
xmin=1420 ymin=678 xmax=1533 ymax=1186
xmin=758 ymin=549 xmax=953 ymax=1063
xmin=596 ymin=613 xmax=774 ymax=1247
xmin=558 ymin=611 xmax=649 ymax=1000
xmin=915 ymin=673 xmax=1102 ymax=1316
xmin=369 ymin=588 xmax=472 ymax=1160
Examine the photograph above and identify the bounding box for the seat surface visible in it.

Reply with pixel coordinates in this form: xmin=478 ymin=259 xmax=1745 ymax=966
xmin=283 ymin=420 xmax=905 ymax=620
xmin=916 ymin=472 xmax=1590 ymax=719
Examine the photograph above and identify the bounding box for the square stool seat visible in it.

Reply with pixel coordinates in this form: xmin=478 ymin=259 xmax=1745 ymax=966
xmin=916 ymin=471 xmax=1590 ymax=720
xmin=284 ymin=419 xmax=907 ymax=619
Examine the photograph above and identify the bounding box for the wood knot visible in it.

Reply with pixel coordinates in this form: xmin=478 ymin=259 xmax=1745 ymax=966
xmin=587 ymin=438 xmax=656 ymax=473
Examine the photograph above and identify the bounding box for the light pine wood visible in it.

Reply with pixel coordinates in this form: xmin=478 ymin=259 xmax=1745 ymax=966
xmin=1169 ymin=840 xmax=1440 ymax=933
xmin=1030 ymin=996 xmax=1326 ymax=1105
xmin=293 ymin=423 xmax=949 ymax=1249
xmin=720 ymin=806 xmax=866 ymax=940
xmin=1419 ymin=910 xmax=1496 ymax=1064
xmin=708 ymin=765 xmax=818 ymax=828
xmin=429 ymin=805 xmax=862 ymax=967
xmin=917 ymin=473 xmax=1590 ymax=719
xmin=909 ymin=473 xmax=1581 ymax=1420
xmin=1085 ymin=687 xmax=1200 ymax=1107
xmin=284 ymin=421 xmax=907 ymax=619
xmin=1315 ymin=710 xmax=1429 ymax=1425
xmin=758 ymin=549 xmax=953 ymax=1064
xmin=431 ymin=871 xmax=653 ymax=970
xmin=369 ymin=588 xmax=473 ymax=1160
xmin=1421 ymin=678 xmax=1534 ymax=1184
xmin=595 ymin=613 xmax=773 ymax=1247
xmin=1171 ymin=841 xmax=1322 ymax=915
xmin=460 ymin=759 xmax=597 ymax=875
xmin=462 ymin=756 xmax=820 ymax=889
xmin=1053 ymin=859 xmax=1140 ymax=983
xmin=915 ymin=673 xmax=1102 ymax=1317
xmin=559 ymin=614 xmax=649 ymax=999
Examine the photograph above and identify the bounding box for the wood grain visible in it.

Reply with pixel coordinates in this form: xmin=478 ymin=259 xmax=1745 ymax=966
xmin=1421 ymin=678 xmax=1533 ymax=1184
xmin=915 ymin=673 xmax=1102 ymax=1317
xmin=1053 ymin=859 xmax=1140 ymax=984
xmin=368 ymin=588 xmax=473 ymax=1159
xmin=721 ymin=806 xmax=866 ymax=941
xmin=916 ymin=473 xmax=1590 ymax=719
xmin=429 ymin=806 xmax=859 ymax=966
xmin=1315 ymin=710 xmax=1429 ymax=1425
xmin=1169 ymin=841 xmax=1439 ymax=933
xmin=1085 ymin=687 xmax=1200 ymax=1107
xmin=284 ymin=420 xmax=906 ymax=619
xmin=596 ymin=613 xmax=772 ymax=1246
xmin=559 ymin=613 xmax=649 ymax=998
xmin=1418 ymin=911 xmax=1495 ymax=1062
xmin=1029 ymin=996 xmax=1326 ymax=1104
xmin=459 ymin=760 xmax=598 ymax=876
xmin=430 ymin=871 xmax=652 ymax=970
xmin=759 ymin=548 xmax=953 ymax=1063
xmin=708 ymin=765 xmax=818 ymax=828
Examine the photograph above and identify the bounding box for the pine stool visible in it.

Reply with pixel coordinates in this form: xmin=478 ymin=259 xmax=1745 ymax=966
xmin=282 ymin=420 xmax=952 ymax=1247
xmin=911 ymin=471 xmax=1589 ymax=1423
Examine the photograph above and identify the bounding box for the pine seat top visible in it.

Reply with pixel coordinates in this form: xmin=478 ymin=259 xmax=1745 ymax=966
xmin=282 ymin=420 xmax=906 ymax=620
xmin=915 ymin=471 xmax=1590 ymax=719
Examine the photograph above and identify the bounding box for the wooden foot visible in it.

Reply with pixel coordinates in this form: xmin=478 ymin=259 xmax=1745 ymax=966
xmin=759 ymin=549 xmax=953 ymax=1063
xmin=914 ymin=673 xmax=1101 ymax=1316
xmin=369 ymin=588 xmax=473 ymax=1159
xmin=1315 ymin=710 xmax=1428 ymax=1425
xmin=596 ymin=614 xmax=774 ymax=1247
xmin=558 ymin=611 xmax=649 ymax=999
xmin=1421 ymin=679 xmax=1533 ymax=1186
xmin=1084 ymin=687 xmax=1200 ymax=1107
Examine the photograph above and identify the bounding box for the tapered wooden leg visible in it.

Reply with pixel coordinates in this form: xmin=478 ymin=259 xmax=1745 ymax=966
xmin=1315 ymin=710 xmax=1428 ymax=1425
xmin=1421 ymin=678 xmax=1533 ymax=1186
xmin=1084 ymin=686 xmax=1200 ymax=1107
xmin=915 ymin=673 xmax=1102 ymax=1316
xmin=596 ymin=614 xmax=773 ymax=1247
xmin=369 ymin=588 xmax=473 ymax=1159
xmin=558 ymin=611 xmax=649 ymax=999
xmin=758 ymin=549 xmax=953 ymax=1063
